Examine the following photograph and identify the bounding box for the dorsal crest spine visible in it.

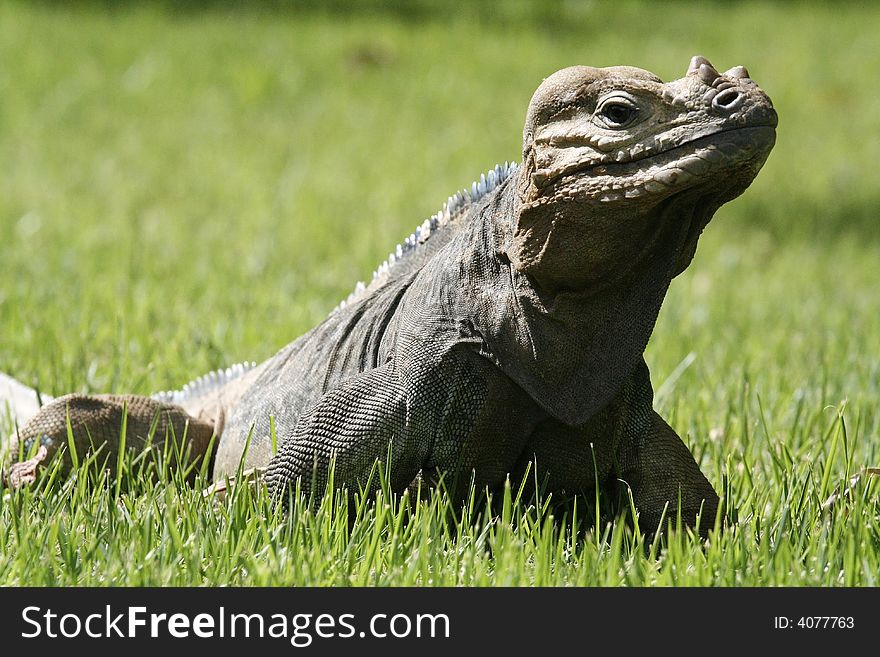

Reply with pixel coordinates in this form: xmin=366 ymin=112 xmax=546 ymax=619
xmin=334 ymin=161 xmax=519 ymax=312
xmin=152 ymin=361 xmax=257 ymax=405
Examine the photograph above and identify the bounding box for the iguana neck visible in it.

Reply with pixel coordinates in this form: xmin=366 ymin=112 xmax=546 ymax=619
xmin=497 ymin=164 xmax=701 ymax=296
xmin=503 ymin=146 xmax=738 ymax=297
xmin=467 ymin=180 xmax=693 ymax=424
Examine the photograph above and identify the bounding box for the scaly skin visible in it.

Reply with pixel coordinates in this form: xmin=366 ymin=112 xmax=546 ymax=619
xmin=3 ymin=56 xmax=776 ymax=534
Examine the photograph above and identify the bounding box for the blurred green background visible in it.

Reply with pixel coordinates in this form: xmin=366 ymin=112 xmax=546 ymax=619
xmin=1 ymin=0 xmax=879 ymax=585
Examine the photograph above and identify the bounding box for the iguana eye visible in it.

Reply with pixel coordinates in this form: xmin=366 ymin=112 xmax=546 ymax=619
xmin=596 ymin=96 xmax=639 ymax=129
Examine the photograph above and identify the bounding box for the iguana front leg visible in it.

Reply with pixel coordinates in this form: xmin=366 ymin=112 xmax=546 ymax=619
xmin=264 ymin=362 xmax=431 ymax=505
xmin=512 ymin=359 xmax=719 ymax=535
xmin=264 ymin=351 xmax=543 ymax=506
xmin=3 ymin=394 xmax=216 ymax=486
xmin=613 ymin=360 xmax=720 ymax=535
xmin=616 ymin=410 xmax=720 ymax=534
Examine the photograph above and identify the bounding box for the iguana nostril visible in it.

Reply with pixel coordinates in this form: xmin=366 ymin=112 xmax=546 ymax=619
xmin=712 ymin=87 xmax=744 ymax=111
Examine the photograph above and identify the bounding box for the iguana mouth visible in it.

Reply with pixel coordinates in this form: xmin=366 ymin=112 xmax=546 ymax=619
xmin=547 ymin=125 xmax=777 ymax=198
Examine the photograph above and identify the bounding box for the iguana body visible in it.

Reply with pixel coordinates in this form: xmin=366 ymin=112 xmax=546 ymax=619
xmin=2 ymin=56 xmax=776 ymax=532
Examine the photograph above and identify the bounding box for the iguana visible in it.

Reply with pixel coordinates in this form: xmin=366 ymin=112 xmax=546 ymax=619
xmin=1 ymin=56 xmax=776 ymax=532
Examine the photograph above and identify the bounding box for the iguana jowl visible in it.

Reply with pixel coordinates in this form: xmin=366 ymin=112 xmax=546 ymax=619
xmin=2 ymin=56 xmax=776 ymax=531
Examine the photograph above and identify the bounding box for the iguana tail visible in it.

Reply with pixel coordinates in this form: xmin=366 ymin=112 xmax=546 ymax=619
xmin=0 ymin=372 xmax=52 ymax=431
xmin=1 ymin=362 xmax=260 ymax=488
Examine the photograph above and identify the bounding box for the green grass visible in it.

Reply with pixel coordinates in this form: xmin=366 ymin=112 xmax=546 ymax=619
xmin=1 ymin=0 xmax=879 ymax=585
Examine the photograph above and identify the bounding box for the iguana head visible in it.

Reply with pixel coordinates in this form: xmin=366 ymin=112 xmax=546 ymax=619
xmin=510 ymin=56 xmax=777 ymax=292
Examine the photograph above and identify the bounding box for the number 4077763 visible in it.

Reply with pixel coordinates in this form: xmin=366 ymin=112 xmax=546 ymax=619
xmin=774 ymin=617 xmax=854 ymax=629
